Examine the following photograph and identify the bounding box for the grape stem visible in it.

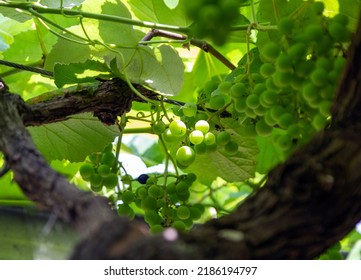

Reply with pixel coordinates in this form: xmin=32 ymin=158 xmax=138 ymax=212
xmin=140 ymin=29 xmax=236 ymax=70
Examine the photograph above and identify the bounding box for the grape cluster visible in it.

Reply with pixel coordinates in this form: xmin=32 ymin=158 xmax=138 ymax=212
xmin=79 ymin=144 xmax=119 ymax=192
xmin=118 ymin=172 xmax=204 ymax=233
xmin=185 ymin=0 xmax=242 ymax=45
xmin=201 ymin=3 xmax=351 ymax=150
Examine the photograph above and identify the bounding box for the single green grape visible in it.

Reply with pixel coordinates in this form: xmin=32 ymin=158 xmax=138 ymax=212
xmin=185 ymin=173 xmax=197 ymax=183
xmin=302 ymin=82 xmax=319 ymax=102
xmin=122 ymin=190 xmax=135 ymax=204
xmin=261 ymin=42 xmax=281 ymax=63
xmin=246 ymin=94 xmax=260 ymax=109
xmin=218 ymin=81 xmax=232 ymax=94
xmin=144 ymin=210 xmax=162 ymax=225
xmin=189 ymin=207 xmax=202 ymax=220
xmin=261 ymin=90 xmax=278 ymax=106
xmin=90 ymin=173 xmax=103 ymax=188
xmin=230 ymin=83 xmax=247 ymax=98
xmin=176 ymin=205 xmax=191 ymax=220
xmin=234 ymin=97 xmax=247 ymax=112
xmin=311 ymin=68 xmax=328 ymax=86
xmin=163 ymin=128 xmax=177 ymax=142
xmin=255 ymin=119 xmax=273 ymax=136
xmin=310 ymin=1 xmax=324 ymax=15
xmin=224 ymin=141 xmax=239 ymax=155
xmin=216 ymin=131 xmax=231 ymax=145
xmin=148 ymin=185 xmax=163 ymax=198
xmin=287 ymin=43 xmax=307 ymax=61
xmin=103 ymin=173 xmax=118 ymax=189
xmin=276 ymin=54 xmax=293 ymax=72
xmin=137 ymin=187 xmax=148 ymax=199
xmin=195 ymin=142 xmax=207 ymax=154
xmin=141 ymin=196 xmax=158 ymax=211
xmin=332 ymin=13 xmax=349 ymax=26
xmin=176 ymin=181 xmax=189 ymax=195
xmin=150 ymin=224 xmax=164 ymax=234
xmin=152 ymin=120 xmax=167 ymax=135
xmin=312 ymin=113 xmax=328 ymax=130
xmin=273 ymin=71 xmax=293 ymax=88
xmin=278 ymin=17 xmax=295 ymax=36
xmin=195 ymin=120 xmax=210 ymax=134
xmin=182 ymin=102 xmax=198 ymax=117
xmin=316 ymin=57 xmax=333 ymax=71
xmin=118 ymin=204 xmax=132 ymax=216
xmin=97 ymin=164 xmax=111 ymax=178
xmin=305 ymin=24 xmax=324 ymax=42
xmin=172 ymin=220 xmax=186 ymax=231
xmin=209 ymin=94 xmax=226 ymax=110
xmin=79 ymin=163 xmax=94 ymax=181
xmin=260 ymin=63 xmax=275 ymax=78
xmin=176 ymin=146 xmax=196 ymax=166
xmin=264 ymin=110 xmax=277 ymax=126
xmin=189 ymin=130 xmax=204 ymax=145
xmin=204 ymin=132 xmax=216 ymax=145
xmin=121 ymin=174 xmax=133 ymax=185
xmin=101 ymin=152 xmax=115 ymax=167
xmin=166 ymin=182 xmax=176 ymax=194
xmin=169 ymin=120 xmax=187 ymax=137
xmin=278 ymin=113 xmax=295 ymax=129
xmin=329 ymin=22 xmax=351 ymax=42
xmin=203 ymin=80 xmax=218 ymax=95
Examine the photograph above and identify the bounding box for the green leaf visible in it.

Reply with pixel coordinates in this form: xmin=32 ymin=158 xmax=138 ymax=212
xmin=186 ymin=126 xmax=258 ymax=185
xmin=0 ymin=172 xmax=32 ymax=206
xmin=0 ymin=36 xmax=8 ymax=51
xmin=126 ymin=0 xmax=191 ymax=26
xmin=40 ymin=0 xmax=85 ymax=8
xmin=28 ymin=113 xmax=119 ymax=162
xmin=54 ymin=60 xmax=111 ymax=87
xmin=112 ymin=44 xmax=184 ymax=95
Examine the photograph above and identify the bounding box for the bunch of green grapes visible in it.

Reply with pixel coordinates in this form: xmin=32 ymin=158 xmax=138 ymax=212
xmin=201 ymin=2 xmax=351 ymax=151
xmin=185 ymin=0 xmax=243 ymax=45
xmin=118 ymin=172 xmax=204 ymax=233
xmin=79 ymin=144 xmax=119 ymax=192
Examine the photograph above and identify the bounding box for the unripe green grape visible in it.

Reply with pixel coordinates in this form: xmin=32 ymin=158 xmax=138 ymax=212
xmin=305 ymin=24 xmax=324 ymax=42
xmin=287 ymin=43 xmax=307 ymax=61
xmin=333 ymin=56 xmax=346 ymax=73
xmin=278 ymin=17 xmax=295 ymax=36
xmin=169 ymin=120 xmax=187 ymax=137
xmin=204 ymin=132 xmax=216 ymax=145
xmin=203 ymin=80 xmax=218 ymax=95
xmin=163 ymin=128 xmax=177 ymax=142
xmin=312 ymin=113 xmax=328 ymax=130
xmin=103 ymin=173 xmax=118 ymax=189
xmin=230 ymin=83 xmax=247 ymax=98
xmin=122 ymin=190 xmax=135 ymax=204
xmin=246 ymin=94 xmax=260 ymax=109
xmin=260 ymin=63 xmax=275 ymax=78
xmin=195 ymin=120 xmax=210 ymax=134
xmin=224 ymin=140 xmax=239 ymax=155
xmin=217 ymin=131 xmax=231 ymax=145
xmin=253 ymin=83 xmax=267 ymax=95
xmin=150 ymin=224 xmax=164 ymax=234
xmin=329 ymin=22 xmax=351 ymax=42
xmin=90 ymin=173 xmax=103 ymax=188
xmin=176 ymin=205 xmax=191 ymax=220
xmin=176 ymin=146 xmax=196 ymax=166
xmin=234 ymin=97 xmax=247 ymax=112
xmin=190 ymin=207 xmax=202 ymax=220
xmin=218 ymin=81 xmax=232 ymax=94
xmin=254 ymin=104 xmax=267 ymax=116
xmin=176 ymin=181 xmax=189 ymax=195
xmin=177 ymin=190 xmax=190 ymax=201
xmin=328 ymin=70 xmax=339 ymax=84
xmin=196 ymin=111 xmax=208 ymax=121
xmin=152 ymin=120 xmax=167 ymax=135
xmin=316 ymin=57 xmax=333 ymax=71
xmin=101 ymin=152 xmax=115 ymax=167
xmin=144 ymin=210 xmax=162 ymax=225
xmin=270 ymin=105 xmax=286 ymax=121
xmin=261 ymin=90 xmax=278 ymax=106
xmin=157 ymin=198 xmax=166 ymax=208
xmin=251 ymin=73 xmax=264 ymax=83
xmin=136 ymin=187 xmax=148 ymax=199
xmin=79 ymin=163 xmax=94 ymax=181
xmin=194 ymin=142 xmax=207 ymax=154
xmin=189 ymin=130 xmax=204 ymax=145
xmin=265 ymin=77 xmax=280 ymax=91
xmin=118 ymin=204 xmax=132 ymax=216
xmin=185 ymin=173 xmax=197 ymax=183
xmin=88 ymin=153 xmax=99 ymax=165
xmin=261 ymin=42 xmax=281 ymax=63
xmin=311 ymin=68 xmax=328 ymax=86
xmin=290 ymin=75 xmax=304 ymax=90
xmin=272 ymin=71 xmax=292 ymax=88
xmin=278 ymin=112 xmax=295 ymax=129
xmin=310 ymin=1 xmax=324 ymax=15
xmin=276 ymin=54 xmax=293 ymax=72
xmin=172 ymin=220 xmax=186 ymax=231
xmin=302 ymin=82 xmax=319 ymax=101
xmin=245 ymin=107 xmax=257 ymax=118
xmin=148 ymin=185 xmax=163 ymax=198
xmin=141 ymin=196 xmax=158 ymax=211
xmin=90 ymin=184 xmax=102 ymax=192
xmin=264 ymin=111 xmax=277 ymax=126
xmin=182 ymin=102 xmax=198 ymax=117
xmin=295 ymin=60 xmax=315 ymax=77
xmin=288 ymin=123 xmax=301 ymax=138
xmin=166 ymin=182 xmax=176 ymax=194
xmin=121 ymin=174 xmax=133 ymax=186
xmin=255 ymin=119 xmax=273 ymax=136
xmin=209 ymin=94 xmax=226 ymax=110
xmin=332 ymin=13 xmax=349 ymax=26
xmin=97 ymin=164 xmax=111 ymax=178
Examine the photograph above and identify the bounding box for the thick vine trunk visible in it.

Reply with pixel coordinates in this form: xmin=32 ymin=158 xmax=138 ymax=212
xmin=0 ymin=13 xmax=360 ymax=260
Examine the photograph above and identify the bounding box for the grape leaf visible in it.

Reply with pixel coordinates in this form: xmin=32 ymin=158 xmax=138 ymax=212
xmin=186 ymin=128 xmax=258 ymax=185
xmin=256 ymin=133 xmax=285 ymax=174
xmin=54 ymin=60 xmax=111 ymax=87
xmin=126 ymin=0 xmax=191 ymax=26
xmin=0 ymin=36 xmax=8 ymax=51
xmin=28 ymin=113 xmax=119 ymax=162
xmin=111 ymin=44 xmax=184 ymax=95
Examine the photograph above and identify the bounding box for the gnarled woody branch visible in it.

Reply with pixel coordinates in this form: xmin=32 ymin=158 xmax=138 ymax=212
xmin=0 ymin=12 xmax=360 ymax=259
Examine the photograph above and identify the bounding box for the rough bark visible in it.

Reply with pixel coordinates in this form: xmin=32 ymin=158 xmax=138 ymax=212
xmin=0 ymin=13 xmax=360 ymax=260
